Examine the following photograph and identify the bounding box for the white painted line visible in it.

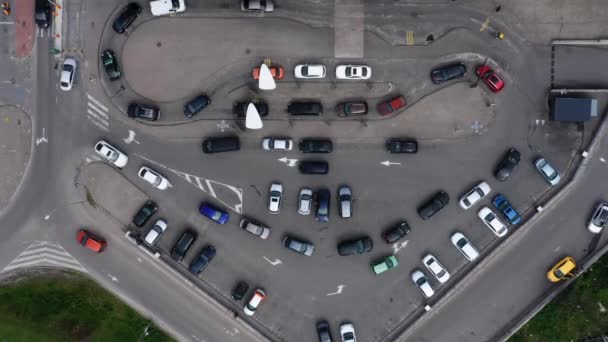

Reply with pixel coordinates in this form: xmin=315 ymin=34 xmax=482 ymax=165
xmin=86 ymin=109 xmax=109 ymax=126
xmin=18 ymin=246 xmax=72 ymax=257
xmin=205 ymin=179 xmax=217 ymax=198
xmin=3 ymin=257 xmax=87 ymax=273
xmin=87 ymin=102 xmax=109 ymax=119
xmin=88 ymin=119 xmax=110 ymax=132
xmin=7 ymin=252 xmax=83 ymax=267
xmin=263 ymin=257 xmax=282 ymax=266
xmin=326 ymin=285 xmax=346 ymax=296
xmin=86 ymin=93 xmax=108 ymax=112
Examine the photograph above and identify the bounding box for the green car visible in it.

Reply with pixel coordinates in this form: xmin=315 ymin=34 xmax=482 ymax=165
xmin=370 ymin=255 xmax=398 ymax=275
xmin=101 ymin=50 xmax=121 ymax=81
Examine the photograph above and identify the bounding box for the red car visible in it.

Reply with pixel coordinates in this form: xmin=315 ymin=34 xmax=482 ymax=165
xmin=76 ymin=229 xmax=107 ymax=253
xmin=252 ymin=66 xmax=284 ymax=80
xmin=476 ymin=65 xmax=505 ymax=92
xmin=377 ymin=95 xmax=406 ymax=116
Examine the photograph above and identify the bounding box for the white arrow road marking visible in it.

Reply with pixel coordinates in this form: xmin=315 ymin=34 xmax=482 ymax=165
xmin=123 ymin=130 xmax=140 ymax=144
xmin=106 ymin=273 xmax=119 ymax=283
xmin=392 ymin=240 xmax=409 ymax=254
xmin=278 ymin=157 xmax=298 ymax=167
xmin=326 ymin=285 xmax=346 ymax=296
xmin=36 ymin=128 xmax=48 ymax=145
xmin=381 ymin=160 xmax=401 ymax=166
xmin=263 ymin=257 xmax=282 ymax=266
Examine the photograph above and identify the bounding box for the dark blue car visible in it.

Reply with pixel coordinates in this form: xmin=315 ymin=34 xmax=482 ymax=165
xmin=199 ymin=203 xmax=229 ymax=224
xmin=493 ymin=195 xmax=521 ymax=225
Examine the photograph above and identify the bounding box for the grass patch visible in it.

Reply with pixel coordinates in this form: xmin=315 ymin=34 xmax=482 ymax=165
xmin=0 ymin=271 xmax=173 ymax=342
xmin=510 ymin=255 xmax=608 ymax=342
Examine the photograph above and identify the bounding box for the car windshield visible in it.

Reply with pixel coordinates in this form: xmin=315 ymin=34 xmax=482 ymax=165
xmin=63 ymin=64 xmax=73 ymax=72
xmin=457 ymin=238 xmax=467 ymax=248
xmin=416 ymin=277 xmax=426 ymax=286
xmin=270 ymin=191 xmax=281 ymax=197
xmin=361 ymin=68 xmax=367 ymax=77
xmin=554 ymin=269 xmax=564 ymax=278
xmin=211 ymin=211 xmax=222 ymax=220
xmin=343 ymin=332 xmax=354 ymax=340
xmin=385 ymin=259 xmax=394 ymax=268
xmin=301 ymin=66 xmax=308 ymax=75
xmin=598 ymin=209 xmax=608 ymax=224
xmin=318 ymin=205 xmax=328 ymax=215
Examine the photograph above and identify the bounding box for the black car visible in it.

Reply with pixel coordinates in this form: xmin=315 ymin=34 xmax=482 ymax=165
xmin=101 ymin=50 xmax=121 ymax=81
xmin=233 ymin=102 xmax=269 ymax=118
xmin=35 ymin=0 xmax=51 ymax=29
xmin=231 ymin=281 xmax=249 ymax=301
xmin=430 ymin=63 xmax=467 ymax=84
xmin=417 ymin=191 xmax=450 ymax=220
xmin=315 ymin=188 xmax=330 ymax=223
xmin=183 ymin=94 xmax=210 ymax=118
xmin=132 ymin=201 xmax=158 ymax=227
xmin=171 ymin=230 xmax=197 ymax=262
xmin=299 ymin=161 xmax=329 ymax=175
xmin=337 ymin=237 xmax=373 ymax=256
xmin=382 ymin=221 xmax=411 ymax=244
xmin=494 ymin=148 xmax=521 ymax=181
xmin=189 ymin=245 xmax=216 ymax=275
xmin=386 ymin=138 xmax=418 ymax=153
xmin=287 ymin=102 xmax=323 ymax=115
xmin=202 ymin=136 xmax=240 ymax=154
xmin=299 ymin=139 xmax=333 ymax=153
xmin=317 ymin=320 xmax=333 ymax=342
xmin=112 ymin=2 xmax=141 ymax=34
xmin=127 ymin=103 xmax=160 ymax=121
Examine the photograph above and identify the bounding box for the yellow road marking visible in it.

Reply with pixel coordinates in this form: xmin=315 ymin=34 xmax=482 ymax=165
xmin=406 ymin=31 xmax=414 ymax=45
xmin=479 ymin=18 xmax=490 ymax=32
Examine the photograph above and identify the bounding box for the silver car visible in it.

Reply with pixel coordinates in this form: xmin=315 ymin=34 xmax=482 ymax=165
xmin=535 ymin=158 xmax=560 ymax=186
xmin=282 ymin=236 xmax=314 ymax=256
xmin=298 ymin=188 xmax=313 ymax=215
xmin=239 ymin=218 xmax=270 ymax=239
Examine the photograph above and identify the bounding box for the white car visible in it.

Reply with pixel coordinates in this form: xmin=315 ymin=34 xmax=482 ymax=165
xmin=450 ymin=232 xmax=480 ymax=261
xmin=298 ymin=188 xmax=313 ymax=215
xmin=294 ymin=64 xmax=326 ymax=79
xmin=94 ymin=140 xmax=128 ymax=168
xmin=144 ymin=219 xmax=168 ymax=246
xmin=262 ymin=138 xmax=293 ymax=151
xmin=411 ymin=269 xmax=435 ymax=298
xmin=478 ymin=207 xmax=508 ymax=237
xmin=588 ymin=202 xmax=608 ymax=233
xmin=243 ymin=288 xmax=266 ymax=316
xmin=241 ymin=0 xmax=274 ymax=12
xmin=340 ymin=323 xmax=357 ymax=342
xmin=422 ymin=254 xmax=450 ymax=283
xmin=60 ymin=58 xmax=77 ymax=91
xmin=336 ymin=65 xmax=371 ymax=80
xmin=268 ymin=183 xmax=283 ymax=214
xmin=535 ymin=158 xmax=560 ymax=186
xmin=138 ymin=166 xmax=170 ymax=190
xmin=149 ymin=0 xmax=185 ymax=16
xmin=459 ymin=181 xmax=491 ymax=209
xmin=239 ymin=218 xmax=271 ymax=239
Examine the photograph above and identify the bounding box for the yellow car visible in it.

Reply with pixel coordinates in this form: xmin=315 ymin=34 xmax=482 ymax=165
xmin=547 ymin=256 xmax=576 ymax=282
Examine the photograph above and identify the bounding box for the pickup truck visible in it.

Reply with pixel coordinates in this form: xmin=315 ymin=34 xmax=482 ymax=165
xmin=150 ymin=0 xmax=185 ymax=16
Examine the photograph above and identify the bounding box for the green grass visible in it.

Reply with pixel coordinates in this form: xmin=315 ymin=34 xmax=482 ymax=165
xmin=0 ymin=271 xmax=173 ymax=342
xmin=510 ymin=256 xmax=608 ymax=342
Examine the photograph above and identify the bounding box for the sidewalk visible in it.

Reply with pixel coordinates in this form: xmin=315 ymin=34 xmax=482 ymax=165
xmin=14 ymin=0 xmax=35 ymax=58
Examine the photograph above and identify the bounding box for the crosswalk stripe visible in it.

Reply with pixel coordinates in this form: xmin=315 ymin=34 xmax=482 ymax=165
xmin=87 ymin=109 xmax=109 ymax=126
xmin=88 ymin=118 xmax=110 ymax=132
xmin=1 ymin=241 xmax=88 ymax=274
xmin=87 ymin=102 xmax=109 ymax=119
xmin=19 ymin=246 xmax=71 ymax=257
xmin=86 ymin=93 xmax=108 ymax=112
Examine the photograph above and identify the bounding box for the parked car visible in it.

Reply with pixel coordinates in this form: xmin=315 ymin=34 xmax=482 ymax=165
xmin=268 ymin=183 xmax=283 ymax=214
xmin=59 ymin=58 xmax=77 ymax=91
xmin=588 ymin=202 xmax=608 ymax=233
xmin=233 ymin=102 xmax=269 ymax=118
xmin=298 ymin=188 xmax=313 ymax=215
xmin=315 ymin=188 xmax=330 ymax=222
xmin=494 ymin=148 xmax=521 ymax=181
xmin=262 ymin=138 xmax=293 ymax=151
xmin=231 ymin=281 xmax=249 ymax=301
xmin=411 ymin=269 xmax=435 ymax=298
xmin=299 ymin=139 xmax=333 ymax=153
xmin=35 ymin=0 xmax=51 ymax=28
xmin=138 ymin=166 xmax=170 ymax=190
xmin=336 ymin=101 xmax=368 ymax=117
xmin=340 ymin=323 xmax=357 ymax=342
xmin=418 ymin=191 xmax=450 ymax=220
xmin=127 ymin=103 xmax=160 ymax=121
xmin=377 ymin=95 xmax=407 ymax=116
xmin=189 ymin=245 xmax=216 ymax=275
xmin=535 ymin=157 xmax=561 ymax=186
xmin=94 ymin=140 xmax=128 ymax=168
xmin=459 ymin=181 xmax=491 ymax=210
xmin=243 ymin=288 xmax=266 ymax=316
xmin=144 ymin=219 xmax=168 ymax=246
xmin=101 ymin=50 xmax=121 ymax=81
xmin=430 ymin=63 xmax=466 ymax=84
xmin=317 ymin=320 xmax=333 ymax=342
xmin=282 ymin=236 xmax=314 ymax=256
xmin=422 ymin=254 xmax=450 ymax=283
xmin=338 ymin=185 xmax=352 ymax=218
xmin=199 ymin=203 xmax=229 ymax=224
xmin=76 ymin=229 xmax=106 ymax=253
xmin=337 ymin=237 xmax=373 ymax=256
xmin=132 ymin=201 xmax=158 ymax=227
xmin=112 ymin=2 xmax=141 ymax=34
xmin=150 ymin=0 xmax=185 ymax=15
xmin=252 ymin=65 xmax=284 ymax=80
xmin=370 ymin=255 xmax=398 ymax=275
xmin=170 ymin=230 xmax=197 ymax=262
xmin=294 ymin=64 xmax=326 ymax=79
xmin=476 ymin=65 xmax=505 ymax=92
xmin=300 ymin=161 xmax=329 ymax=175
xmin=336 ymin=65 xmax=371 ymax=80
xmin=547 ymin=256 xmax=576 ymax=282
xmin=386 ymin=138 xmax=418 ymax=153
xmin=450 ymin=232 xmax=479 ymax=262
xmin=183 ymin=94 xmax=210 ymax=118
xmin=493 ymin=194 xmax=521 ymax=225
xmin=241 ymin=0 xmax=274 ymax=12
xmin=478 ymin=207 xmax=508 ymax=237
xmin=239 ymin=218 xmax=270 ymax=239
xmin=202 ymin=136 xmax=240 ymax=154
xmin=382 ymin=221 xmax=411 ymax=244
xmin=288 ymin=102 xmax=323 ymax=115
